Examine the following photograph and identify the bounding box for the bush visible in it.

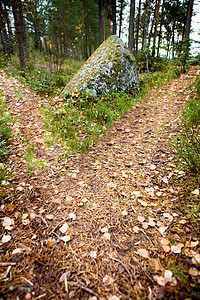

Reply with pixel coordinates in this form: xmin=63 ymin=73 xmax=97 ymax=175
xmin=0 ymin=91 xmax=12 ymax=198
xmin=174 ymin=76 xmax=200 ymax=174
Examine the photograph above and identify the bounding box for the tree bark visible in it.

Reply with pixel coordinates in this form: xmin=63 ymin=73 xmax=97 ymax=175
xmin=111 ymin=0 xmax=116 ymax=35
xmin=0 ymin=1 xmax=11 ymax=59
xmin=119 ymin=0 xmax=124 ymax=38
xmin=12 ymin=0 xmax=26 ymax=69
xmin=141 ymin=0 xmax=150 ymax=50
xmin=152 ymin=0 xmax=161 ymax=57
xmin=128 ymin=0 xmax=135 ymax=53
xmin=99 ymin=0 xmax=103 ymax=45
xmin=18 ymin=0 xmax=29 ymax=58
xmin=135 ymin=0 xmax=141 ymax=53
xmin=156 ymin=0 xmax=165 ymax=57
xmin=184 ymin=0 xmax=194 ymax=39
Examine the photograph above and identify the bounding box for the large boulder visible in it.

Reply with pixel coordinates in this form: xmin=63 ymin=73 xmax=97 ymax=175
xmin=63 ymin=35 xmax=139 ymax=97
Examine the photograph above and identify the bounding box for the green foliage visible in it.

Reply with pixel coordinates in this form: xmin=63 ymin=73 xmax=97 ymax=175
xmin=25 ymin=141 xmax=48 ymax=173
xmin=5 ymin=52 xmax=84 ymax=96
xmin=139 ymin=65 xmax=180 ymax=98
xmin=174 ymin=76 xmax=200 ymax=174
xmin=41 ymin=91 xmax=137 ymax=154
xmin=0 ymin=91 xmax=12 ymax=197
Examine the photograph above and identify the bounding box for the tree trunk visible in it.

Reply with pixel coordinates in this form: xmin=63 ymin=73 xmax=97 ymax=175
xmin=12 ymin=0 xmax=26 ymax=69
xmin=156 ymin=0 xmax=165 ymax=57
xmin=119 ymin=0 xmax=124 ymax=38
xmin=111 ymin=0 xmax=116 ymax=35
xmin=18 ymin=0 xmax=29 ymax=58
xmin=135 ymin=0 xmax=141 ymax=54
xmin=152 ymin=0 xmax=161 ymax=57
xmin=141 ymin=0 xmax=150 ymax=50
xmin=128 ymin=0 xmax=135 ymax=53
xmin=184 ymin=0 xmax=194 ymax=39
xmin=99 ymin=0 xmax=103 ymax=45
xmin=0 ymin=1 xmax=11 ymax=59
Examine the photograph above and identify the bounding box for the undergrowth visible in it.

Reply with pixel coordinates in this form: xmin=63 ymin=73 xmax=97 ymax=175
xmin=0 ymin=91 xmax=12 ymax=199
xmin=4 ymin=52 xmax=84 ymax=97
xmin=41 ymin=65 xmax=181 ymax=154
xmin=174 ymin=75 xmax=200 ymax=174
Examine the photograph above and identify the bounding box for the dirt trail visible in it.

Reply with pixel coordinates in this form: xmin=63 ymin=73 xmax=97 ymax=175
xmin=0 ymin=67 xmax=200 ymax=299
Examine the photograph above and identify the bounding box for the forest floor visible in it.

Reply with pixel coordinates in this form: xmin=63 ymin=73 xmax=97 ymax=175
xmin=0 ymin=67 xmax=200 ymax=300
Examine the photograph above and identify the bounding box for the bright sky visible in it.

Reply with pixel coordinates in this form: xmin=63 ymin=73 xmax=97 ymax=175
xmin=191 ymin=1 xmax=200 ymax=55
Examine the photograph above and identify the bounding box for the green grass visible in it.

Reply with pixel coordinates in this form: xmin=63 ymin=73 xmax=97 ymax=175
xmin=5 ymin=52 xmax=84 ymax=97
xmin=0 ymin=91 xmax=12 ymax=198
xmin=174 ymin=75 xmax=200 ymax=174
xmin=25 ymin=141 xmax=48 ymax=173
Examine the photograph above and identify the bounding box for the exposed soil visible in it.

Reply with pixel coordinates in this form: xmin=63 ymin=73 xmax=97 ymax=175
xmin=0 ymin=67 xmax=200 ymax=300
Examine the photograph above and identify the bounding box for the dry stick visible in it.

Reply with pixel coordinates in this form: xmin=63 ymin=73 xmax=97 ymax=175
xmin=33 ymin=294 xmax=46 ymax=300
xmin=68 ymin=281 xmax=98 ymax=296
xmin=36 ymin=214 xmax=48 ymax=226
xmin=50 ymin=218 xmax=68 ymax=235
xmin=140 ymin=229 xmax=155 ymax=248
xmin=108 ymin=254 xmax=134 ymax=286
xmin=21 ymin=276 xmax=34 ymax=286
xmin=0 ymin=262 xmax=16 ymax=266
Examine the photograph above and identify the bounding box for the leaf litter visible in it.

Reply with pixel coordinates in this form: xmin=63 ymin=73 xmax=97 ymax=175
xmin=0 ymin=67 xmax=200 ymax=299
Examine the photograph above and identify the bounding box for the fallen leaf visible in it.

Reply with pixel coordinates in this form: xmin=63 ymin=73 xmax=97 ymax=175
xmin=103 ymin=233 xmax=111 ymax=240
xmin=107 ymin=296 xmax=120 ymax=300
xmin=107 ymin=182 xmax=117 ymax=189
xmin=150 ymin=164 xmax=156 ymax=170
xmin=188 ymin=268 xmax=200 ymax=276
xmin=122 ymin=171 xmax=128 ymax=178
xmin=132 ymin=190 xmax=142 ymax=197
xmin=162 ymin=177 xmax=168 ymax=184
xmin=137 ymin=248 xmax=149 ymax=258
xmin=191 ymin=189 xmax=199 ymax=196
xmin=2 ymin=235 xmax=11 ymax=243
xmin=160 ymin=237 xmax=170 ymax=246
xmin=154 ymin=275 xmax=166 ymax=286
xmin=61 ymin=235 xmax=71 ymax=243
xmin=186 ymin=240 xmax=199 ymax=248
xmin=2 ymin=217 xmax=14 ymax=227
xmin=46 ymin=214 xmax=54 ymax=220
xmin=90 ymin=251 xmax=97 ymax=259
xmin=158 ymin=226 xmax=168 ymax=235
xmin=103 ymin=275 xmax=114 ymax=285
xmin=12 ymin=248 xmax=23 ymax=261
xmin=60 ymin=222 xmax=69 ymax=233
xmin=162 ymin=245 xmax=171 ymax=252
xmin=101 ymin=227 xmax=108 ymax=233
xmin=46 ymin=240 xmax=54 ymax=248
xmin=171 ymin=243 xmax=184 ymax=254
xmin=29 ymin=212 xmax=36 ymax=220
xmin=132 ymin=226 xmax=140 ymax=233
xmin=164 ymin=270 xmax=173 ymax=281
xmin=192 ymin=252 xmax=200 ymax=265
xmin=122 ymin=210 xmax=128 ymax=216
xmin=22 ymin=213 xmax=28 ymax=220
xmin=163 ymin=213 xmax=173 ymax=222
xmin=69 ymin=212 xmax=76 ymax=220
xmin=138 ymin=199 xmax=148 ymax=206
xmin=137 ymin=216 xmax=145 ymax=222
xmin=145 ymin=187 xmax=154 ymax=197
xmin=7 ymin=204 xmax=15 ymax=212
xmin=148 ymin=220 xmax=156 ymax=227
xmin=142 ymin=222 xmax=149 ymax=229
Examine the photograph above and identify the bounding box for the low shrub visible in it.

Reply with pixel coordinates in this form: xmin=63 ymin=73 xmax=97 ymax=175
xmin=174 ymin=76 xmax=200 ymax=174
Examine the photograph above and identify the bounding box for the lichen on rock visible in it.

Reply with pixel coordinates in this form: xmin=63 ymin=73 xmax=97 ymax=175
xmin=63 ymin=35 xmax=140 ymax=97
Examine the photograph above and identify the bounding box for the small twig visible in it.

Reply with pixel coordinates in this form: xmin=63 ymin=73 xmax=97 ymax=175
xmin=33 ymin=294 xmax=46 ymax=299
xmin=140 ymin=229 xmax=155 ymax=248
xmin=36 ymin=214 xmax=48 ymax=226
xmin=0 ymin=262 xmax=16 ymax=266
xmin=21 ymin=276 xmax=34 ymax=286
xmin=108 ymin=254 xmax=133 ymax=286
xmin=64 ymin=273 xmax=68 ymax=292
xmin=50 ymin=218 xmax=68 ymax=235
xmin=68 ymin=281 xmax=98 ymax=296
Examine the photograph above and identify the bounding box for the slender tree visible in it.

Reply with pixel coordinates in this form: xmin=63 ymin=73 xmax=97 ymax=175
xmin=119 ymin=0 xmax=124 ymax=38
xmin=99 ymin=0 xmax=103 ymax=44
xmin=0 ymin=1 xmax=11 ymax=59
xmin=157 ymin=0 xmax=165 ymax=57
xmin=128 ymin=0 xmax=135 ymax=53
xmin=12 ymin=0 xmax=26 ymax=69
xmin=135 ymin=0 xmax=141 ymax=53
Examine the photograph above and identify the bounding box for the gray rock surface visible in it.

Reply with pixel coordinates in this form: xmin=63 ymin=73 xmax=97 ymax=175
xmin=63 ymin=35 xmax=139 ymax=97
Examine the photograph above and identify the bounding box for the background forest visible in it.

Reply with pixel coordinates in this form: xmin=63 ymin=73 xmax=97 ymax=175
xmin=0 ymin=0 xmax=198 ymax=72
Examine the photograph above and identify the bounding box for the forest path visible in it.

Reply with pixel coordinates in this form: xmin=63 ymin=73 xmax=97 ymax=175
xmin=0 ymin=67 xmax=200 ymax=299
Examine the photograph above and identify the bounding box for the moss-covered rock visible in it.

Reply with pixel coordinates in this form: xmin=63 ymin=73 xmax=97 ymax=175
xmin=63 ymin=36 xmax=139 ymax=97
